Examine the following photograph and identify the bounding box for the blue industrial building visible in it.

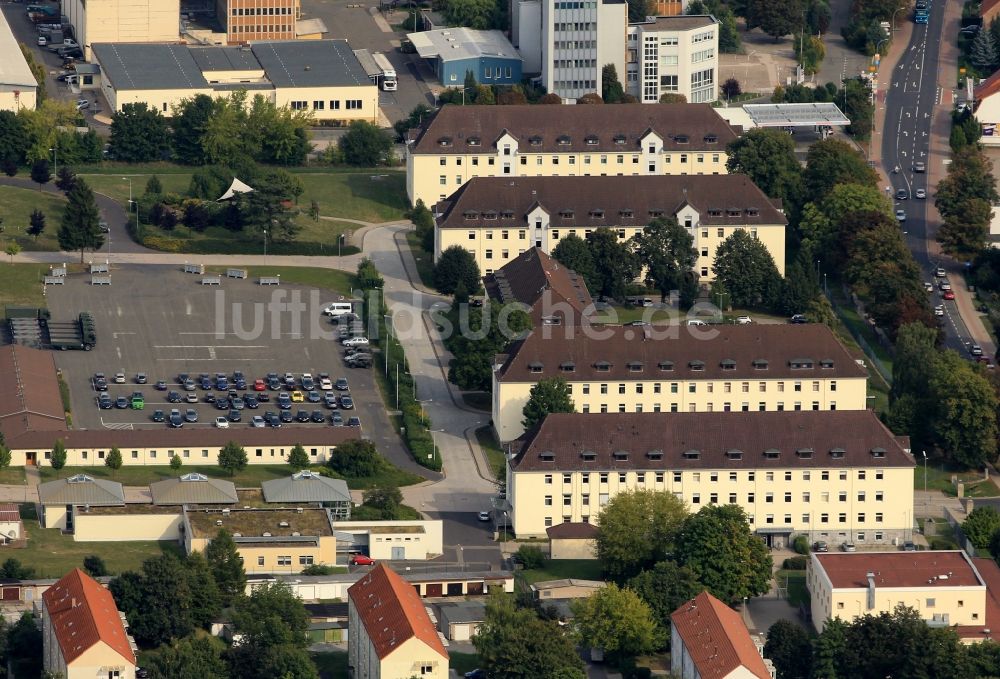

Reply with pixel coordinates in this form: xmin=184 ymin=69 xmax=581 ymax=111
xmin=408 ymin=28 xmax=523 ymax=86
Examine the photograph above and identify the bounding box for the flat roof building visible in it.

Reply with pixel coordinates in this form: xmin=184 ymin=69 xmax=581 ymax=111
xmin=436 ymin=174 xmax=786 ymax=279
xmin=93 ymin=39 xmax=378 ymax=121
xmin=0 ymin=11 xmax=38 ymax=111
xmin=627 ymin=16 xmax=719 ymax=105
xmin=409 ymin=28 xmax=522 ymax=87
xmin=505 ymin=410 xmax=914 ymax=542
xmin=493 ymin=323 xmax=869 ymax=441
xmin=63 ymin=0 xmax=180 ymax=61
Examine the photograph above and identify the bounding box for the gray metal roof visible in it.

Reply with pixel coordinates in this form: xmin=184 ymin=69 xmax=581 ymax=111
xmin=189 ymin=47 xmax=263 ymax=73
xmin=149 ymin=473 xmax=238 ymax=506
xmin=437 ymin=601 xmax=486 ymax=625
xmin=37 ymin=475 xmax=124 ymax=506
xmin=0 ymin=10 xmax=38 ymax=89
xmin=408 ymin=28 xmax=520 ymax=63
xmin=250 ymin=39 xmax=370 ymax=88
xmin=261 ymin=470 xmax=351 ymax=504
xmin=743 ymin=102 xmax=850 ymax=127
xmin=92 ymin=43 xmax=209 ymax=91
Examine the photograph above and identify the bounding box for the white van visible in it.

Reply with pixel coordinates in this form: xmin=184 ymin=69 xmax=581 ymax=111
xmin=323 ymin=302 xmax=354 ymax=317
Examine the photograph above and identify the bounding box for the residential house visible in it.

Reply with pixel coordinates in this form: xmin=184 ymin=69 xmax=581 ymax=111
xmin=482 ymin=247 xmax=594 ymax=326
xmin=0 ymin=11 xmax=38 ymax=110
xmin=671 ymin=591 xmax=773 ymax=679
xmin=974 ymin=70 xmax=1000 ymax=146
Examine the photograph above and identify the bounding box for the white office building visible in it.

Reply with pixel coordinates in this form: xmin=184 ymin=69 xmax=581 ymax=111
xmin=513 ymin=0 xmax=627 ymax=102
xmin=627 ymin=15 xmax=718 ymax=104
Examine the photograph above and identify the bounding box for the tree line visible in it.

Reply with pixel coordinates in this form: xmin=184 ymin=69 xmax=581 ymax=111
xmin=0 ymin=102 xmax=102 ymax=174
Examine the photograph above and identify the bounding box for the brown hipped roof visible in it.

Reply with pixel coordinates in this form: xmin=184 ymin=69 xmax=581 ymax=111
xmin=411 ymin=103 xmax=738 ymax=154
xmin=483 ymin=247 xmax=593 ymax=317
xmin=43 ymin=569 xmax=135 ymax=666
xmin=671 ymin=591 xmax=770 ymax=679
xmin=0 ymin=345 xmax=65 ymax=441
xmin=546 ymin=521 xmax=599 ymax=539
xmin=512 ymin=410 xmax=913 ymax=472
xmin=434 ymin=175 xmax=786 ymax=231
xmin=497 ymin=323 xmax=867 ymax=382
xmin=813 ymin=551 xmax=981 ymax=589
xmin=348 ymin=563 xmax=448 ymax=660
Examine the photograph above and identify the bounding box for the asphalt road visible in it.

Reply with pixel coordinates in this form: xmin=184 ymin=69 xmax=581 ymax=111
xmin=881 ymin=3 xmax=975 ymax=355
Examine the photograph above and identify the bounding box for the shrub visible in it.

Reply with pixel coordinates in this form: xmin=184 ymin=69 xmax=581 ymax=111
xmin=516 ymin=544 xmax=546 ymax=569
xmin=782 ymin=556 xmax=808 ymax=570
xmin=930 ymin=537 xmax=958 ymax=551
xmin=792 ymin=535 xmax=810 ymax=555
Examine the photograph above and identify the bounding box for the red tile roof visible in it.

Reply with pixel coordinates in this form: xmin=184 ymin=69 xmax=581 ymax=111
xmin=812 ymin=551 xmax=981 ymax=589
xmin=958 ymin=558 xmax=1000 ymax=642
xmin=671 ymin=591 xmax=770 ymax=679
xmin=42 ymin=569 xmax=135 ymax=666
xmin=982 ymin=0 xmax=1000 ymax=24
xmin=976 ymin=67 xmax=1000 ymax=102
xmin=0 ymin=345 xmax=65 ymax=442
xmin=0 ymin=504 xmax=20 ymax=523
xmin=348 ymin=563 xmax=448 ymax=661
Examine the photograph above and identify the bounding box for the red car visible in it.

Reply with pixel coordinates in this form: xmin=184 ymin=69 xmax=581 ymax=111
xmin=253 ymin=378 xmax=266 ymax=391
xmin=350 ymin=554 xmax=375 ymax=566
xmin=943 ymin=290 xmax=956 ymax=300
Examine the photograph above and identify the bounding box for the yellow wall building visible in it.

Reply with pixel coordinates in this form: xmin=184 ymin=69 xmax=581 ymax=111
xmin=505 ymin=410 xmax=914 ymax=545
xmin=493 ymin=323 xmax=869 ymax=441
xmin=406 ymin=103 xmax=739 ymax=207
xmin=93 ymin=40 xmax=378 ymax=121
xmin=348 ymin=563 xmax=449 ymax=679
xmin=64 ymin=0 xmax=181 ymax=61
xmin=42 ymin=569 xmax=137 ymax=679
xmin=808 ymin=551 xmax=1000 ymax=641
xmin=0 ymin=11 xmax=38 ymax=112
xmin=185 ymin=507 xmax=338 ymax=574
xmin=434 ymin=174 xmax=786 ymax=277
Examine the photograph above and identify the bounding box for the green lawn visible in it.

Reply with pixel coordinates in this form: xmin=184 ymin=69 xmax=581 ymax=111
xmin=141 ymin=218 xmax=361 ymax=257
xmin=450 ymin=652 xmax=484 ymax=675
xmin=0 ymin=186 xmax=67 ymax=251
xmin=38 ymin=464 xmax=298 ymax=487
xmin=203 ymin=266 xmax=355 ymax=296
xmin=915 ymin=462 xmax=1000 ymax=497
xmin=776 ymin=569 xmax=809 ymax=607
xmin=0 ymin=467 xmax=26 ymax=485
xmin=476 ymin=426 xmax=505 ymax=480
xmin=81 ymin=173 xmax=192 ymax=204
xmin=519 ymin=558 xmax=604 ymax=585
xmin=19 ymin=519 xmax=183 ymax=578
xmin=312 ymin=651 xmax=349 ymax=679
xmin=0 ymin=263 xmax=62 ymax=308
xmin=405 ymin=231 xmax=435 ymax=288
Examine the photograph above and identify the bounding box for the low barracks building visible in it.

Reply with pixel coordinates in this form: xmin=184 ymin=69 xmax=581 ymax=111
xmin=506 ymin=410 xmax=915 ymax=544
xmin=434 ymin=175 xmax=786 ymax=278
xmin=493 ymin=324 xmax=868 ymax=441
xmin=405 ymin=103 xmax=738 ymax=207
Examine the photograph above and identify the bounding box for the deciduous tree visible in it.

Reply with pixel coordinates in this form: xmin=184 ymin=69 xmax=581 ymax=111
xmin=218 ymin=441 xmax=248 ymax=476
xmin=83 ymin=555 xmax=108 ymax=578
xmin=433 ymin=245 xmax=481 ymax=295
xmin=764 ymin=619 xmax=813 ymax=679
xmin=726 ymin=129 xmax=803 ymax=210
xmin=145 ymin=637 xmax=229 ymax=679
xmin=712 ymin=230 xmax=783 ymax=310
xmin=551 ymin=233 xmax=596 ymax=291
xmin=929 ymin=351 xmax=999 ymax=468
xmin=674 ymin=504 xmax=773 ymax=604
xmin=572 ymin=583 xmax=662 ymax=662
xmin=109 ymin=103 xmax=170 ymax=162
xmin=522 ymin=378 xmax=575 ymax=431
xmin=338 ymin=120 xmax=393 ymax=166
xmin=747 ymin=0 xmax=803 ymax=39
xmin=205 ymin=529 xmax=246 ymax=606
xmin=632 ymin=217 xmax=697 ymax=302
xmin=587 ymin=227 xmax=639 ymax=300
xmin=596 ymin=490 xmax=687 ymax=582
xmin=627 ymin=560 xmax=702 ymax=643
xmin=803 ymin=138 xmax=878 ymax=204
xmin=963 ymin=506 xmax=1000 ymax=549
xmin=327 ymin=439 xmax=383 ymax=477
xmin=287 ymin=444 xmax=309 ymax=469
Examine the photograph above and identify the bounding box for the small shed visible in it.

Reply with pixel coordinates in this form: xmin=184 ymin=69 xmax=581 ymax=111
xmin=436 ymin=600 xmax=486 ymax=641
xmin=530 ymin=578 xmax=606 ymax=601
xmin=546 ymin=521 xmax=598 ymax=560
xmin=0 ymin=504 xmax=24 ymax=545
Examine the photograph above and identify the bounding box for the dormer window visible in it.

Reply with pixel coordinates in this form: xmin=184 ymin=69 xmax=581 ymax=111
xmin=689 ymin=360 xmax=705 ymax=371
xmin=627 ymin=361 xmax=643 ymax=372
xmin=585 ymin=135 xmax=599 ymax=146
xmin=542 ymin=316 xmax=563 ymax=326
xmin=707 ymin=209 xmax=722 ymax=217
xmin=559 ymin=210 xmax=575 ymax=219
xmin=529 ymin=136 xmax=543 ymax=146
xmin=528 ymin=361 xmax=544 ymax=373
xmin=463 ymin=211 xmax=479 ymax=220
xmin=683 ymin=449 xmax=700 ymax=460
xmin=594 ymin=361 xmax=611 ymax=372
xmin=763 ymin=449 xmax=780 ymax=460
xmin=560 ymin=361 xmax=575 ymax=372
xmin=589 ymin=209 xmax=605 ymax=218
xmin=619 ymin=209 xmax=634 ymax=218
xmin=727 ymin=208 xmax=742 ymax=217
xmin=675 ymin=135 xmax=689 ymax=144
xmin=613 ymin=134 xmax=627 ymax=145
xmin=467 ymin=137 xmax=481 ymax=146
xmin=829 ymin=448 xmax=846 ymax=459
xmin=658 ymin=360 xmax=674 ymax=371
xmin=747 ymin=208 xmax=759 ymax=217
xmin=540 ymin=451 xmax=555 ymax=461
xmin=501 ymin=210 xmax=514 ymax=219
xmin=613 ymin=451 xmax=629 ymax=461
xmin=649 ymin=209 xmax=664 ymax=218
xmin=483 ymin=211 xmax=498 ymax=220
xmin=726 ymin=449 xmax=743 ymax=460
xmin=752 ymin=359 xmax=769 ymax=370
xmin=790 ymin=359 xmax=815 ymax=370
xmin=581 ymin=450 xmax=597 ymax=461
xmin=704 ymin=134 xmax=718 ymax=143
xmin=870 ymin=448 xmax=886 ymax=458
xmin=647 ymin=449 xmax=663 ymax=460
xmin=720 ymin=359 xmax=736 ymax=371
xmin=438 ymin=137 xmax=453 ymax=147
xmin=820 ymin=359 xmax=834 ymax=369
xmin=796 ymin=448 xmax=814 ymax=459
xmin=557 ymin=135 xmax=571 ymax=146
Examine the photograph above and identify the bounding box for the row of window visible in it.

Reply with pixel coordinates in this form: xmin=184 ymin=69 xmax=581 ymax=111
xmin=232 ymin=6 xmax=294 ymax=15
xmin=554 ymin=22 xmax=596 ymax=31
xmin=553 ymin=40 xmax=597 ymax=49
xmin=544 ymin=469 xmax=886 ymax=484
xmin=291 ymin=99 xmax=363 ymax=111
xmin=553 ymin=59 xmax=597 ymax=68
xmin=692 ymin=48 xmax=715 ymax=63
xmin=578 ymin=401 xmax=837 ymax=413
xmin=439 ymin=152 xmax=722 ymax=167
xmin=270 ymin=555 xmax=314 ymax=566
xmin=230 ymin=24 xmax=293 ymax=33
xmin=483 ymin=66 xmax=513 ymax=79
xmin=553 ymin=79 xmax=597 ymax=91
xmin=31 ymin=446 xmax=325 ymax=461
xmin=577 ymin=380 xmax=836 ymax=395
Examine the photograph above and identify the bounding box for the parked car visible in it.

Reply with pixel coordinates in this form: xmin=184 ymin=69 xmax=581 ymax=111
xmin=478 ymin=511 xmax=491 ymax=522
xmin=135 ymin=372 xmax=147 ymax=384
xmin=279 ymin=409 xmax=294 ymax=423
xmin=169 ymin=409 xmax=183 ymax=428
xmin=98 ymin=393 xmax=112 ymax=409
xmin=813 ymin=541 xmax=829 ymax=552
xmin=902 ymin=541 xmax=916 ymax=551
xmin=75 ymin=98 xmax=90 ymax=111
xmin=789 ymin=314 xmax=807 ymax=324
xmin=251 ymin=415 xmax=266 ymax=428
xmin=130 ymin=392 xmax=144 ymax=410
xmin=185 ymin=392 xmax=199 ymax=404
xmin=347 ymin=416 xmax=361 ymax=427
xmin=841 ymin=542 xmax=857 ymax=552
xmin=151 ymin=409 xmax=165 ymax=422
xmin=154 ymin=380 xmax=167 ymax=391
xmin=339 ymin=395 xmax=354 ymax=410
xmin=335 ymin=377 xmax=350 ymax=391
xmin=319 ymin=377 xmax=333 ymax=390
xmin=114 ymin=372 xmax=126 ymax=384
xmin=184 ymin=409 xmax=198 ymax=423
xmin=350 ymin=554 xmax=375 ymax=566
xmin=167 ymin=390 xmax=182 ymax=403
xmin=330 ymin=412 xmax=344 ymax=426
xmin=311 ymin=410 xmax=326 ymax=423
xmin=307 ymin=390 xmax=322 ymax=403
xmin=254 ymin=378 xmax=266 ymax=391
xmin=114 ymin=396 xmax=128 ymax=409
xmin=290 ymin=391 xmax=305 ymax=403
xmin=215 ymin=417 xmax=229 ymax=428
xmin=342 ymin=337 xmax=370 ymax=347
xmin=228 ymin=409 xmax=242 ymax=423
xmin=735 ymin=315 xmax=752 ymax=325
xmin=296 ymin=410 xmax=311 ymax=422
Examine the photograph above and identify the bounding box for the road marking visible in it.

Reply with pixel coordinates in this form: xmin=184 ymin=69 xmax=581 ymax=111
xmin=112 ymin=332 xmax=135 ymax=339
xmin=153 ymin=345 xmax=268 ymax=348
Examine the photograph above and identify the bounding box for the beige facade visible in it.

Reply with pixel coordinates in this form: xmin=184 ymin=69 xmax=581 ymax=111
xmin=550 ymin=536 xmax=597 ymax=560
xmin=64 ymin=0 xmax=181 ymax=60
xmin=0 ymin=10 xmax=38 ymax=112
xmin=348 ymin=629 xmax=448 ymax=679
xmin=73 ymin=510 xmax=183 ymax=542
xmin=531 ymin=579 xmax=606 ymax=600
xmin=334 ymin=520 xmax=444 ymax=561
xmin=808 ymin=551 xmax=995 ymax=634
xmin=43 ymin=641 xmax=136 ymax=679
xmin=406 ymin=104 xmax=738 ymax=207
xmin=218 ymin=0 xmax=299 ymax=44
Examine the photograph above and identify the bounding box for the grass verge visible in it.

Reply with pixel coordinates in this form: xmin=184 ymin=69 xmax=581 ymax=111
xmin=0 ymin=185 xmax=67 ymax=251
xmin=476 ymin=426 xmax=505 ymax=480
xmin=776 ymin=569 xmax=809 ymax=607
xmin=518 ymin=558 xmax=604 ymax=586
xmin=405 ymin=231 xmax=436 ymax=289
xmin=915 ymin=462 xmax=1000 ymax=497
xmin=0 ymin=263 xmax=57 ymax=309
xmin=0 ymin=468 xmax=26 ymax=485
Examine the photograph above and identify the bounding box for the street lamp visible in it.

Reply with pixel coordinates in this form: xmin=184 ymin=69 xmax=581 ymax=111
xmin=49 ymin=147 xmax=57 ymax=177
xmin=429 ymin=428 xmax=445 ymax=465
xmin=922 ymin=450 xmax=928 ymax=494
xmin=263 ymin=229 xmax=268 ymax=265
xmin=891 ymin=4 xmax=907 ymax=32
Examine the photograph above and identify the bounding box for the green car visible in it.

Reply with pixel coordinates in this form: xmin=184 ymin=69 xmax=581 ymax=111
xmin=130 ymin=392 xmax=144 ymax=410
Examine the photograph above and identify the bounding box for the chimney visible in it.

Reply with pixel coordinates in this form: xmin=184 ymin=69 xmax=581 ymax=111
xmin=71 ymin=597 xmax=77 ymax=608
xmin=866 ymin=572 xmax=876 ymax=611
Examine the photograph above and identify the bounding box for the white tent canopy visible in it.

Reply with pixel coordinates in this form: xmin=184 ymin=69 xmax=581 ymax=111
xmin=218 ymin=177 xmax=254 ymax=201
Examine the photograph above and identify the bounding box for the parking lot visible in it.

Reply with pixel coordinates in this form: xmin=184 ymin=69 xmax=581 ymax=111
xmin=46 ymin=265 xmax=378 ymax=433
